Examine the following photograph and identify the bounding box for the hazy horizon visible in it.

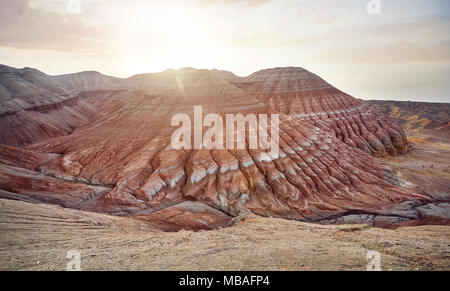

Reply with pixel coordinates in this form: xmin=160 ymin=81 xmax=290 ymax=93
xmin=0 ymin=0 xmax=449 ymax=102
xmin=1 ymin=62 xmax=449 ymax=104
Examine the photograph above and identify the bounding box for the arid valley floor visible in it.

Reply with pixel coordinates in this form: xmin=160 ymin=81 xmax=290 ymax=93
xmin=1 ymin=198 xmax=449 ymax=271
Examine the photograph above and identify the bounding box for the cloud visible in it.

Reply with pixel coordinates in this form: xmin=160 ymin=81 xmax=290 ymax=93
xmin=0 ymin=0 xmax=114 ymax=53
xmin=232 ymin=14 xmax=450 ymax=64
xmin=311 ymin=16 xmax=450 ymax=64
xmin=311 ymin=40 xmax=450 ymax=64
xmin=0 ymin=0 xmax=30 ymax=24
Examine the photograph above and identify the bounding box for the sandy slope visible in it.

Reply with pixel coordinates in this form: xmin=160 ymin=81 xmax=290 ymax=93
xmin=382 ymin=138 xmax=449 ymax=201
xmin=371 ymin=100 xmax=449 ymax=200
xmin=0 ymin=199 xmax=448 ymax=271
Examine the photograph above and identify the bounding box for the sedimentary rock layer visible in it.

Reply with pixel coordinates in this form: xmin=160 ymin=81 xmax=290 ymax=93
xmin=0 ymin=65 xmax=431 ymax=230
xmin=0 ymin=65 xmax=100 ymax=146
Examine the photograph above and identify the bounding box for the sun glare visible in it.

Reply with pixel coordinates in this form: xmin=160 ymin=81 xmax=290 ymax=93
xmin=110 ymin=2 xmax=220 ymax=76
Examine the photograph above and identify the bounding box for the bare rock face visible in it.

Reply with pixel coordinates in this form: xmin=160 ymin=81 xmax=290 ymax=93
xmin=0 ymin=65 xmax=100 ymax=146
xmin=53 ymin=71 xmax=120 ymax=92
xmin=367 ymin=100 xmax=450 ymax=139
xmin=132 ymin=201 xmax=232 ymax=231
xmin=0 ymin=144 xmax=58 ymax=170
xmin=121 ymin=67 xmax=242 ymax=98
xmin=233 ymin=67 xmax=409 ymax=156
xmin=0 ymin=65 xmax=435 ymax=231
xmin=0 ymin=64 xmax=72 ymax=115
xmin=0 ymin=162 xmax=110 ymax=208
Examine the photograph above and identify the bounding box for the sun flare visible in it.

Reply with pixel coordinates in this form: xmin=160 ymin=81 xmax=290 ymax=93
xmin=110 ymin=2 xmax=222 ymax=75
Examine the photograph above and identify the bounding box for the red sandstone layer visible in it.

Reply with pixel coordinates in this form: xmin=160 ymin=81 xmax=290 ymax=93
xmin=0 ymin=65 xmax=435 ymax=230
xmin=233 ymin=67 xmax=409 ymax=156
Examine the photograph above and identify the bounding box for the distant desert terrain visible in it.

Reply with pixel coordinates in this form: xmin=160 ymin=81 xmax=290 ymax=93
xmin=369 ymin=100 xmax=450 ymax=210
xmin=1 ymin=198 xmax=449 ymax=271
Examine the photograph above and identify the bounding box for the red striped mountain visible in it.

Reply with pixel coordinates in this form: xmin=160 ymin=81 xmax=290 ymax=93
xmin=0 ymin=65 xmax=430 ymax=230
xmin=233 ymin=67 xmax=409 ymax=156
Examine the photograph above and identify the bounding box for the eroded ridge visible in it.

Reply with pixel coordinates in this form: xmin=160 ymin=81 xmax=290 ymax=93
xmin=0 ymin=65 xmax=432 ymax=231
xmin=233 ymin=67 xmax=409 ymax=156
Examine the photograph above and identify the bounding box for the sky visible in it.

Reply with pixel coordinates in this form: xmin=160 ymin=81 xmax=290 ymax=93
xmin=0 ymin=0 xmax=449 ymax=102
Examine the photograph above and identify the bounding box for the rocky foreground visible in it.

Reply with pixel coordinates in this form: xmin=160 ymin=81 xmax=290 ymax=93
xmin=0 ymin=198 xmax=448 ymax=271
xmin=367 ymin=100 xmax=449 ymax=140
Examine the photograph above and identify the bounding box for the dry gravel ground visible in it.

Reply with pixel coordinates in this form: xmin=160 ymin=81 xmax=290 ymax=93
xmin=382 ymin=134 xmax=450 ymax=201
xmin=0 ymin=199 xmax=448 ymax=271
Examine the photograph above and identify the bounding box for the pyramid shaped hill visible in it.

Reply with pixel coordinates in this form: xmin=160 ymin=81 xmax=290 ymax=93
xmin=232 ymin=67 xmax=409 ymax=156
xmin=0 ymin=65 xmax=429 ymax=230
